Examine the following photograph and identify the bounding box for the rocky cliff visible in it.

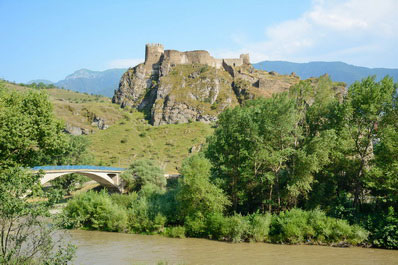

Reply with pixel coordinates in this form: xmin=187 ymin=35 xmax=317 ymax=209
xmin=112 ymin=44 xmax=300 ymax=125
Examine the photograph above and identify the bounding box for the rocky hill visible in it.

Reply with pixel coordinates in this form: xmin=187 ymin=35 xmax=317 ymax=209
xmin=112 ymin=44 xmax=300 ymax=125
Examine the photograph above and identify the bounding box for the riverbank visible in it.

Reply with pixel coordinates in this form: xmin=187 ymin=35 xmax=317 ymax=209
xmin=69 ymin=230 xmax=398 ymax=265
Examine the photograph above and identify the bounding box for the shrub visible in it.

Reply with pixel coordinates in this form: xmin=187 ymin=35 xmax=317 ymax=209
xmin=206 ymin=212 xmax=229 ymax=240
xmin=164 ymin=226 xmax=186 ymax=238
xmin=269 ymin=208 xmax=368 ymax=245
xmin=121 ymin=159 xmax=166 ymax=193
xmin=176 ymin=154 xmax=230 ymax=221
xmin=365 ymin=207 xmax=398 ymax=249
xmin=110 ymin=192 xmax=138 ymax=208
xmin=62 ymin=190 xmax=128 ymax=232
xmin=225 ymin=214 xmax=250 ymax=243
xmin=184 ymin=212 xmax=207 ymax=237
xmin=248 ymin=212 xmax=272 ymax=242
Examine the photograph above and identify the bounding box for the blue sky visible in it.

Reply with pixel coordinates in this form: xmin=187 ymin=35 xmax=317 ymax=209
xmin=0 ymin=0 xmax=397 ymax=83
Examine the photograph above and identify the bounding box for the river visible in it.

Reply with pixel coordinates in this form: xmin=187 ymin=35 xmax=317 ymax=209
xmin=69 ymin=230 xmax=398 ymax=265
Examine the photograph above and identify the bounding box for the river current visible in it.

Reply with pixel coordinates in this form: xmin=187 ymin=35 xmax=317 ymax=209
xmin=69 ymin=230 xmax=398 ymax=265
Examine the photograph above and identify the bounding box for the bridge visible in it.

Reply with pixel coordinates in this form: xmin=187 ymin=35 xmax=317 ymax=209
xmin=32 ymin=165 xmax=126 ymax=192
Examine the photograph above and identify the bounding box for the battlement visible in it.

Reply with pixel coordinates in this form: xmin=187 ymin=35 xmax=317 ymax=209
xmin=143 ymin=43 xmax=250 ymax=74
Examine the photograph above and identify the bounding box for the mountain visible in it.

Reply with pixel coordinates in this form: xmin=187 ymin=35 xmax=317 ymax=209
xmin=28 ymin=79 xmax=54 ymax=85
xmin=253 ymin=61 xmax=398 ymax=85
xmin=55 ymin=68 xmax=127 ymax=97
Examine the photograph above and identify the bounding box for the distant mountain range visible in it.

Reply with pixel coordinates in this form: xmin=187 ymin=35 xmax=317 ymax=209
xmin=253 ymin=61 xmax=398 ymax=85
xmin=28 ymin=61 xmax=397 ymax=98
xmin=29 ymin=68 xmax=127 ymax=97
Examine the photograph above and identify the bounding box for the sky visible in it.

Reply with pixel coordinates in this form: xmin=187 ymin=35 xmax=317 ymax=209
xmin=0 ymin=0 xmax=397 ymax=83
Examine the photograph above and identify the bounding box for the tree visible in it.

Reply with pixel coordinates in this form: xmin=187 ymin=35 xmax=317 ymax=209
xmin=120 ymin=159 xmax=166 ymax=193
xmin=0 ymin=88 xmax=69 ymax=168
xmin=0 ymin=167 xmax=75 ymax=264
xmin=207 ymin=82 xmax=340 ymax=214
xmin=176 ymin=154 xmax=230 ymax=220
xmin=0 ymin=85 xmax=76 ymax=263
xmin=321 ymin=76 xmax=396 ymax=208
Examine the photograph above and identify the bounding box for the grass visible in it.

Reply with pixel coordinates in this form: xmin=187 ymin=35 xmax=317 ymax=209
xmin=1 ymin=80 xmax=213 ymax=173
xmin=87 ymin=110 xmax=212 ymax=173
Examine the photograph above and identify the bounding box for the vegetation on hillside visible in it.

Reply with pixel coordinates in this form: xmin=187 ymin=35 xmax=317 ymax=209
xmin=62 ymin=75 xmax=398 ymax=249
xmin=0 ymin=83 xmax=78 ymax=263
xmin=1 ymin=74 xmax=397 ymax=251
xmin=0 ymin=79 xmax=213 ymax=172
xmin=87 ymin=111 xmax=212 ymax=172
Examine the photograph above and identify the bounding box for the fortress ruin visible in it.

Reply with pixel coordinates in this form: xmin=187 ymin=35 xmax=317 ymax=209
xmin=143 ymin=43 xmax=250 ymax=75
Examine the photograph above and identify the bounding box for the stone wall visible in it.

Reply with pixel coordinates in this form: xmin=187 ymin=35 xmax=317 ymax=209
xmin=143 ymin=44 xmax=249 ymax=74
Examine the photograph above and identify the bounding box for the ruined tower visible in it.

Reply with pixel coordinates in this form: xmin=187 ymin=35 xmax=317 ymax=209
xmin=144 ymin=43 xmax=164 ymax=72
xmin=240 ymin=54 xmax=250 ymax=65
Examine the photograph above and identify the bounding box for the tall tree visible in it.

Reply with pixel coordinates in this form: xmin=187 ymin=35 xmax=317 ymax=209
xmin=0 ymin=88 xmax=69 ymax=168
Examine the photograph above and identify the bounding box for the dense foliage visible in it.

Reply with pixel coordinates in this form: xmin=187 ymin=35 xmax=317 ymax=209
xmin=206 ymin=75 xmax=398 ymax=248
xmin=62 ymin=154 xmax=367 ymax=246
xmin=120 ymin=159 xmax=166 ymax=193
xmin=61 ymin=75 xmax=397 ymax=249
xmin=0 ymin=85 xmax=77 ymax=263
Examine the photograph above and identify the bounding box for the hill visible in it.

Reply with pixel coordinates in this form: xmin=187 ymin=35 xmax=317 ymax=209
xmin=0 ymin=80 xmax=211 ymax=173
xmin=55 ymin=68 xmax=127 ymax=97
xmin=113 ymin=44 xmax=300 ymax=125
xmin=253 ymin=61 xmax=398 ymax=85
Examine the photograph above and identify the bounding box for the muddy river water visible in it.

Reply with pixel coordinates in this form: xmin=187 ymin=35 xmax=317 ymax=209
xmin=69 ymin=230 xmax=398 ymax=265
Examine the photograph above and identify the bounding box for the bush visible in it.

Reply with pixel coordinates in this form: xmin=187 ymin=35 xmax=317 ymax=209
xmin=206 ymin=212 xmax=229 ymax=240
xmin=62 ymin=190 xmax=128 ymax=232
xmin=269 ymin=208 xmax=368 ymax=245
xmin=110 ymin=192 xmax=138 ymax=208
xmin=164 ymin=226 xmax=186 ymax=238
xmin=248 ymin=212 xmax=272 ymax=242
xmin=127 ymin=196 xmax=159 ymax=233
xmin=367 ymin=207 xmax=398 ymax=249
xmin=225 ymin=214 xmax=250 ymax=242
xmin=176 ymin=154 xmax=230 ymax=221
xmin=184 ymin=212 xmax=207 ymax=237
xmin=121 ymin=159 xmax=166 ymax=193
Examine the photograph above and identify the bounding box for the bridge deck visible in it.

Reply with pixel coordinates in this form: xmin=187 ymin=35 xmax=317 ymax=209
xmin=32 ymin=165 xmax=126 ymax=172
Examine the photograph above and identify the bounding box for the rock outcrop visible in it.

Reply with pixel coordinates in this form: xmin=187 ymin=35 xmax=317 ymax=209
xmin=112 ymin=44 xmax=300 ymax=125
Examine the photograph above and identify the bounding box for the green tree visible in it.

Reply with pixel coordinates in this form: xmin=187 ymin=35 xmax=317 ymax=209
xmin=0 ymin=166 xmax=76 ymax=264
xmin=207 ymin=92 xmax=335 ymax=213
xmin=0 ymin=89 xmax=69 ymax=168
xmin=176 ymin=154 xmax=230 ymax=221
xmin=0 ymin=85 xmax=76 ymax=263
xmin=121 ymin=159 xmax=166 ymax=193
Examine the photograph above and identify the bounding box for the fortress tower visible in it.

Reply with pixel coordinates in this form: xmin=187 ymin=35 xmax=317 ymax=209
xmin=240 ymin=54 xmax=250 ymax=65
xmin=145 ymin=43 xmax=164 ymax=71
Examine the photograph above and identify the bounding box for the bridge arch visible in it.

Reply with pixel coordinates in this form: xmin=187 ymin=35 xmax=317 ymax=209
xmin=32 ymin=165 xmax=125 ymax=191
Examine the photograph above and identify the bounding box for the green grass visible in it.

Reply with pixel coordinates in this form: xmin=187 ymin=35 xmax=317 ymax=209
xmin=1 ymin=80 xmax=213 ymax=173
xmin=87 ymin=110 xmax=212 ymax=173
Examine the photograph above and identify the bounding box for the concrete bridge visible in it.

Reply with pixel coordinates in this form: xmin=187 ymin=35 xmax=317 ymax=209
xmin=32 ymin=165 xmax=126 ymax=192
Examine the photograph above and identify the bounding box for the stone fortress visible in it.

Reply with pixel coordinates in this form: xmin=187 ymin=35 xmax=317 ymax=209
xmin=113 ymin=43 xmax=301 ymax=126
xmin=144 ymin=43 xmax=250 ymax=75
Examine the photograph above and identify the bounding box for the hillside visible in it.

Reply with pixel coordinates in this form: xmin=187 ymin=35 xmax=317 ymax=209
xmin=253 ymin=61 xmax=398 ymax=85
xmin=0 ymin=80 xmax=211 ymax=173
xmin=113 ymin=44 xmax=300 ymax=125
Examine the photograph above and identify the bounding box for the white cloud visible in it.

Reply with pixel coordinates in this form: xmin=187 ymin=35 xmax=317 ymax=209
xmin=218 ymin=0 xmax=398 ymax=67
xmin=108 ymin=58 xmax=143 ymax=68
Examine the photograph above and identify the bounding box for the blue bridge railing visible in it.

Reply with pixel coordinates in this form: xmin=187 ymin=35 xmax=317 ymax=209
xmin=32 ymin=165 xmax=126 ymax=171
